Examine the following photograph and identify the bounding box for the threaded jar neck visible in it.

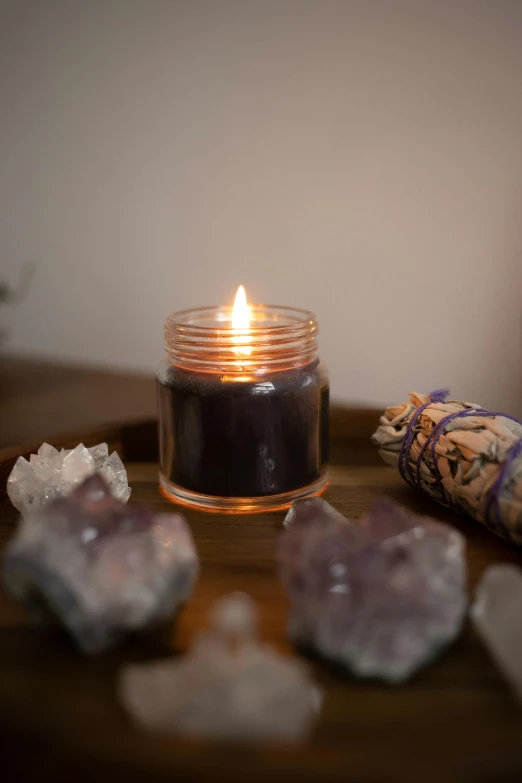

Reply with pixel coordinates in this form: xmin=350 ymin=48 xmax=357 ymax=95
xmin=164 ymin=305 xmax=319 ymax=374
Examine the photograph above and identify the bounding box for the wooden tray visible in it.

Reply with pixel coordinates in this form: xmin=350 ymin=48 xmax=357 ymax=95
xmin=1 ymin=413 xmax=522 ymax=783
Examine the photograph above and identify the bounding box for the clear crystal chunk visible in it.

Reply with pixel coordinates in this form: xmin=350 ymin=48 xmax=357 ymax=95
xmin=38 ymin=443 xmax=59 ymax=458
xmin=277 ymin=498 xmax=467 ymax=683
xmin=283 ymin=496 xmax=348 ymax=529
xmin=120 ymin=593 xmax=321 ymax=741
xmin=471 ymin=565 xmax=522 ymax=700
xmin=7 ymin=441 xmax=131 ymax=515
xmin=88 ymin=442 xmax=109 ymax=468
xmin=3 ymin=474 xmax=199 ymax=653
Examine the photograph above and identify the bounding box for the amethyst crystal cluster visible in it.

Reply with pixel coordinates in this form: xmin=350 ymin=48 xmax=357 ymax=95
xmin=277 ymin=498 xmax=467 ymax=682
xmin=3 ymin=474 xmax=199 ymax=653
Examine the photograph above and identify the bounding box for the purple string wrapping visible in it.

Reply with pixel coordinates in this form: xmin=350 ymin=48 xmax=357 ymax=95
xmin=484 ymin=437 xmax=522 ymax=532
xmin=398 ymin=389 xmax=449 ymax=487
xmin=398 ymin=390 xmax=522 ymax=537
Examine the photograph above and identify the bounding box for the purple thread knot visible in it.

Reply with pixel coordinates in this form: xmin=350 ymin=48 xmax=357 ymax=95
xmin=429 ymin=389 xmax=449 ymax=404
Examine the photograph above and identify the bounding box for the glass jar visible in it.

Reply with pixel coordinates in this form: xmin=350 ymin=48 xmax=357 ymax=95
xmin=157 ymin=304 xmax=329 ymax=512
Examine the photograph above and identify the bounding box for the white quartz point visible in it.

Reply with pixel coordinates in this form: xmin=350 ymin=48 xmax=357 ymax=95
xmin=471 ymin=564 xmax=522 ymax=701
xmin=7 ymin=441 xmax=131 ymax=515
xmin=38 ymin=443 xmax=59 ymax=459
xmin=89 ymin=442 xmax=109 ymax=469
xmin=61 ymin=444 xmax=94 ymax=484
xmin=283 ymin=496 xmax=350 ymax=529
xmin=120 ymin=593 xmax=321 ymax=742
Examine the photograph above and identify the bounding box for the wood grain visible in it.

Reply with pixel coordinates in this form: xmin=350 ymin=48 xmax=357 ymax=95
xmin=0 ymin=356 xmax=156 ymax=449
xmin=1 ymin=420 xmax=522 ymax=782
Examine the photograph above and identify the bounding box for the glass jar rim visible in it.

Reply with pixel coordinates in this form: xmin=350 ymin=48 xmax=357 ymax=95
xmin=164 ymin=304 xmax=319 ymax=373
xmin=165 ymin=304 xmax=317 ymax=332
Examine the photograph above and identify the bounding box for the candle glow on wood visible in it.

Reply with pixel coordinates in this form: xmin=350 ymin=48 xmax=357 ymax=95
xmin=231 ymin=284 xmax=252 ymax=357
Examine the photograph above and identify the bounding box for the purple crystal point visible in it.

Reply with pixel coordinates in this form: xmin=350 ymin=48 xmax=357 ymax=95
xmin=277 ymin=498 xmax=467 ymax=683
xmin=3 ymin=475 xmax=199 ymax=653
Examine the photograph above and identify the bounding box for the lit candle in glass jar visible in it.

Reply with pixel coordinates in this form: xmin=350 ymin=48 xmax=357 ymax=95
xmin=157 ymin=286 xmax=329 ymax=513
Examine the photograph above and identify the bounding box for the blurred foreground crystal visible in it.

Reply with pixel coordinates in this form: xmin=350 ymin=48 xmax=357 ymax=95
xmin=283 ymin=496 xmax=348 ymax=529
xmin=471 ymin=565 xmax=522 ymax=701
xmin=7 ymin=442 xmax=130 ymax=515
xmin=3 ymin=474 xmax=199 ymax=653
xmin=120 ymin=593 xmax=321 ymax=741
xmin=277 ymin=498 xmax=467 ymax=683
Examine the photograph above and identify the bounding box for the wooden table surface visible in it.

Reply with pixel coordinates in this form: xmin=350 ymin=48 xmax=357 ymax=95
xmin=0 ymin=356 xmax=156 ymax=449
xmin=1 ymin=413 xmax=522 ymax=782
xmin=1 ymin=358 xmax=522 ymax=782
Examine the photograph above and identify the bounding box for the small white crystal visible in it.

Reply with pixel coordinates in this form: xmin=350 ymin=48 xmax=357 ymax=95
xmin=98 ymin=451 xmax=130 ymax=502
xmin=471 ymin=564 xmax=522 ymax=701
xmin=31 ymin=455 xmax=55 ymax=484
xmin=283 ymin=496 xmax=350 ymax=529
xmin=7 ymin=442 xmax=131 ymax=515
xmin=38 ymin=443 xmax=59 ymax=459
xmin=61 ymin=444 xmax=94 ymax=485
xmin=8 ymin=458 xmax=37 ymax=509
xmin=88 ymin=443 xmax=109 ymax=469
xmin=120 ymin=593 xmax=321 ymax=742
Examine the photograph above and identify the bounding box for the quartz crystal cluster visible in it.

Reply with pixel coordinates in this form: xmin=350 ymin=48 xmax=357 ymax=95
xmin=7 ymin=442 xmax=131 ymax=515
xmin=471 ymin=564 xmax=522 ymax=701
xmin=3 ymin=474 xmax=199 ymax=653
xmin=120 ymin=593 xmax=321 ymax=741
xmin=277 ymin=498 xmax=467 ymax=683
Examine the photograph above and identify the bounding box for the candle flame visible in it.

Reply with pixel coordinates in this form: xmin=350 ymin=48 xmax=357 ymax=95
xmin=232 ymin=285 xmax=250 ymax=329
xmin=231 ymin=284 xmax=251 ymax=357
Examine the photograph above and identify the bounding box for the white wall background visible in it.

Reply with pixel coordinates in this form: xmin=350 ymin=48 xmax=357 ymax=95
xmin=1 ymin=0 xmax=522 ymax=414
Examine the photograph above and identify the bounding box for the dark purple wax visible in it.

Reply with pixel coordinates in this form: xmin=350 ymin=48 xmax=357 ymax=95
xmin=157 ymin=361 xmax=329 ymax=498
